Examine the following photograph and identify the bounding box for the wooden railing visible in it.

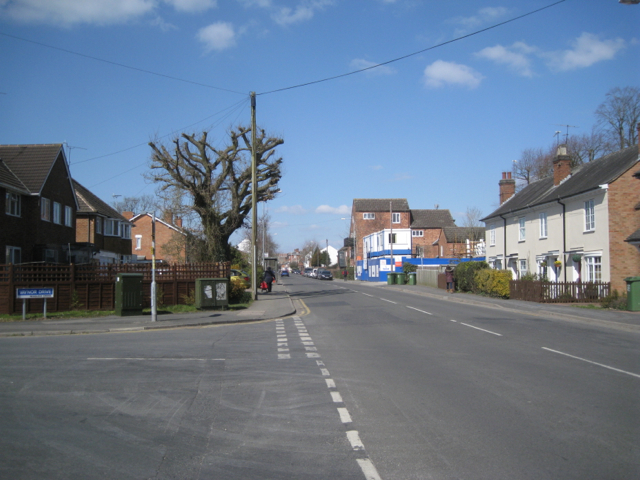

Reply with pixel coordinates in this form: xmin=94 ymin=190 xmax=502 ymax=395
xmin=510 ymin=280 xmax=610 ymax=303
xmin=0 ymin=262 xmax=230 ymax=315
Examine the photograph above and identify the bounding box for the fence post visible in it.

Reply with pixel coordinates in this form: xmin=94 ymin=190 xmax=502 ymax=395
xmin=8 ymin=263 xmax=14 ymax=315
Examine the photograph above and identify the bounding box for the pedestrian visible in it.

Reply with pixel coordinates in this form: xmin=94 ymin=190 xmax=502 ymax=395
xmin=342 ymin=268 xmax=348 ymax=281
xmin=445 ymin=266 xmax=454 ymax=293
xmin=263 ymin=267 xmax=275 ymax=293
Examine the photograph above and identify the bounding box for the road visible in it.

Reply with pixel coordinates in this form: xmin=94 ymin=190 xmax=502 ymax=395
xmin=1 ymin=274 xmax=638 ymax=479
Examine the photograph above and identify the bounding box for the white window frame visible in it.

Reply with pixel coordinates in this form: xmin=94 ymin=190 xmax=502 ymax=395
xmin=584 ymin=255 xmax=601 ymax=282
xmin=412 ymin=230 xmax=423 ymax=237
xmin=539 ymin=212 xmax=547 ymax=238
xmin=584 ymin=199 xmax=595 ymax=232
xmin=41 ymin=197 xmax=50 ymax=221
xmin=121 ymin=223 xmax=131 ymax=240
xmin=95 ymin=217 xmax=102 ymax=234
xmin=5 ymin=192 xmax=21 ymax=217
xmin=489 ymin=223 xmax=496 ymax=246
xmin=135 ymin=235 xmax=142 ymax=250
xmin=64 ymin=206 xmax=72 ymax=227
xmin=104 ymin=219 xmax=118 ymax=236
xmin=53 ymin=202 xmax=61 ymax=224
xmin=363 ymin=213 xmax=375 ymax=220
xmin=518 ymin=217 xmax=526 ymax=241
xmin=519 ymin=259 xmax=527 ymax=277
xmin=6 ymin=246 xmax=21 ymax=264
xmin=392 ymin=212 xmax=400 ymax=224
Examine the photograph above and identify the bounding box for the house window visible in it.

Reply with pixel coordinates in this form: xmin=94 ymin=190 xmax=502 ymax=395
xmin=518 ymin=217 xmax=526 ymax=241
xmin=519 ymin=259 xmax=528 ymax=277
xmin=489 ymin=224 xmax=496 ymax=246
xmin=412 ymin=230 xmax=424 ymax=237
xmin=585 ymin=199 xmax=595 ymax=232
xmin=104 ymin=219 xmax=119 ymax=236
xmin=539 ymin=212 xmax=547 ymax=238
xmin=64 ymin=206 xmax=72 ymax=227
xmin=363 ymin=213 xmax=375 ymax=220
xmin=135 ymin=235 xmax=142 ymax=250
xmin=392 ymin=212 xmax=400 ymax=224
xmin=121 ymin=223 xmax=131 ymax=239
xmin=41 ymin=197 xmax=50 ymax=221
xmin=5 ymin=192 xmax=21 ymax=217
xmin=96 ymin=217 xmax=102 ymax=234
xmin=45 ymin=249 xmax=57 ymax=263
xmin=5 ymin=246 xmax=21 ymax=264
xmin=585 ymin=256 xmax=601 ymax=282
xmin=53 ymin=202 xmax=61 ymax=224
xmin=388 ymin=233 xmax=396 ymax=243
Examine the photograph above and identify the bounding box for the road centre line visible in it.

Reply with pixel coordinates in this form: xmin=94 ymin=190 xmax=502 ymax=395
xmin=380 ymin=298 xmax=397 ymax=304
xmin=356 ymin=459 xmax=382 ymax=480
xmin=87 ymin=357 xmax=219 ymax=361
xmin=361 ymin=293 xmax=373 ymax=297
xmin=542 ymin=347 xmax=640 ymax=379
xmin=406 ymin=306 xmax=433 ymax=315
xmin=460 ymin=323 xmax=503 ymax=336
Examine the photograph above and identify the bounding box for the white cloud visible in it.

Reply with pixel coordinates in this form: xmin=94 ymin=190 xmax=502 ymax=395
xmin=452 ymin=6 xmax=508 ymax=34
xmin=543 ymin=32 xmax=625 ymax=71
xmin=150 ymin=15 xmax=178 ymax=31
xmin=164 ymin=0 xmax=216 ymax=12
xmin=423 ymin=60 xmax=484 ymax=89
xmin=272 ymin=0 xmax=333 ymax=26
xmin=350 ymin=59 xmax=396 ymax=76
xmin=237 ymin=0 xmax=272 ymax=7
xmin=197 ymin=22 xmax=237 ymax=52
xmin=475 ymin=42 xmax=535 ymax=77
xmin=275 ymin=205 xmax=308 ymax=215
xmin=315 ymin=205 xmax=351 ymax=215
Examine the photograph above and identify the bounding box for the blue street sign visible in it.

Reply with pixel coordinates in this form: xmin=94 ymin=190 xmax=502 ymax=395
xmin=16 ymin=288 xmax=55 ymax=299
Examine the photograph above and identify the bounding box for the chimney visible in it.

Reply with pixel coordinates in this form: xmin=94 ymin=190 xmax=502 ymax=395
xmin=162 ymin=211 xmax=173 ymax=225
xmin=553 ymin=144 xmax=572 ymax=186
xmin=499 ymin=171 xmax=515 ymax=205
xmin=121 ymin=211 xmax=134 ymax=220
xmin=175 ymin=217 xmax=183 ymax=228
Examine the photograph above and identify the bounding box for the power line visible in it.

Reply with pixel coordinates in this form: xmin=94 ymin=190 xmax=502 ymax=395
xmin=0 ymin=31 xmax=246 ymax=96
xmin=258 ymin=0 xmax=568 ymax=96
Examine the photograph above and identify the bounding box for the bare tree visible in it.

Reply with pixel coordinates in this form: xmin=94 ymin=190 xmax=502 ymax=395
xmin=566 ymin=127 xmax=613 ymax=165
xmin=111 ymin=194 xmax=160 ymax=215
xmin=512 ymin=146 xmax=554 ymax=188
xmin=148 ymin=126 xmax=283 ymax=262
xmin=595 ymin=86 xmax=640 ymax=150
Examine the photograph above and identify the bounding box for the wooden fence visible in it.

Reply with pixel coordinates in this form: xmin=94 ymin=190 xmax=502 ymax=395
xmin=509 ymin=280 xmax=610 ymax=303
xmin=0 ymin=262 xmax=230 ymax=315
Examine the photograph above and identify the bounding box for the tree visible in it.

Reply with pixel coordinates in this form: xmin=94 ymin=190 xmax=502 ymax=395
xmin=148 ymin=126 xmax=283 ymax=262
xmin=566 ymin=128 xmax=612 ymax=165
xmin=512 ymin=146 xmax=554 ymax=188
xmin=111 ymin=194 xmax=160 ymax=215
xmin=595 ymin=86 xmax=640 ymax=150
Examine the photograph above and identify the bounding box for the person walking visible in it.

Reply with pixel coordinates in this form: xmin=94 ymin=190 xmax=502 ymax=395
xmin=342 ymin=268 xmax=348 ymax=281
xmin=263 ymin=267 xmax=275 ymax=293
xmin=445 ymin=266 xmax=454 ymax=293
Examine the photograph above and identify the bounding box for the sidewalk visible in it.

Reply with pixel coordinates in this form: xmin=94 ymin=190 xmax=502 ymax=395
xmin=0 ymin=281 xmax=295 ymax=338
xmin=373 ymin=281 xmax=640 ymax=332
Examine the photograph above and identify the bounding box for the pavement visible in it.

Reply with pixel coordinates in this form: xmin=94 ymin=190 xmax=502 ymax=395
xmin=1 ymin=277 xmax=638 ymax=337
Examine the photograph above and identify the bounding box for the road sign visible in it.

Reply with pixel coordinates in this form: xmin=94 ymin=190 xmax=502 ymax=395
xmin=17 ymin=288 xmax=55 ymax=299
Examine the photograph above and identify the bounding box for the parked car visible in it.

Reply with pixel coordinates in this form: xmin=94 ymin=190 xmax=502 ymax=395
xmin=311 ymin=268 xmax=318 ymax=278
xmin=292 ymin=269 xmax=301 ymax=275
xmin=281 ymin=270 xmax=289 ymax=277
xmin=230 ymin=269 xmax=250 ymax=288
xmin=317 ymin=269 xmax=333 ymax=280
xmin=304 ymin=267 xmax=313 ymax=277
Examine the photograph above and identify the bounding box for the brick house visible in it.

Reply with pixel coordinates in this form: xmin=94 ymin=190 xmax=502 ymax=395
xmin=625 ymin=168 xmax=640 ymax=252
xmin=0 ymin=144 xmax=78 ymax=264
xmin=125 ymin=212 xmax=187 ymax=264
xmin=73 ymin=180 xmax=133 ymax=264
xmin=482 ymin=135 xmax=640 ymax=292
xmin=409 ymin=209 xmax=456 ymax=257
xmin=436 ymin=226 xmax=486 ymax=258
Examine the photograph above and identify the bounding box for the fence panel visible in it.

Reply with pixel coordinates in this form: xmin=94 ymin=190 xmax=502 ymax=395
xmin=510 ymin=280 xmax=610 ymax=303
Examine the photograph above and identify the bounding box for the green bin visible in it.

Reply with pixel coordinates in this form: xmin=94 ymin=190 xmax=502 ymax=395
xmin=408 ymin=272 xmax=417 ymax=285
xmin=396 ymin=273 xmax=406 ymax=285
xmin=195 ymin=278 xmax=229 ymax=309
xmin=625 ymin=276 xmax=640 ymax=312
xmin=115 ymin=273 xmax=143 ymax=316
xmin=386 ymin=273 xmax=396 ymax=285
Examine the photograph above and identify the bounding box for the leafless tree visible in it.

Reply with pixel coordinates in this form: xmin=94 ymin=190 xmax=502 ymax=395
xmin=566 ymin=128 xmax=613 ymax=165
xmin=111 ymin=194 xmax=160 ymax=215
xmin=512 ymin=146 xmax=554 ymax=189
xmin=595 ymin=86 xmax=640 ymax=150
xmin=147 ymin=125 xmax=283 ymax=262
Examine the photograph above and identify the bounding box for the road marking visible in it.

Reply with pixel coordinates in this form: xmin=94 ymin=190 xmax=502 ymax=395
xmin=380 ymin=298 xmax=396 ymax=304
xmin=460 ymin=322 xmax=502 ymax=336
xmin=346 ymin=431 xmax=365 ymax=451
xmin=306 ymin=352 xmax=320 ymax=358
xmin=320 ymin=368 xmax=330 ymax=376
xmin=278 ymin=353 xmax=291 ymax=359
xmin=87 ymin=357 xmax=216 ymax=361
xmin=542 ymin=347 xmax=640 ymax=379
xmin=450 ymin=319 xmax=457 ymax=322
xmin=356 ymin=458 xmax=382 ymax=480
xmin=331 ymin=391 xmax=343 ymax=403
xmin=407 ymin=306 xmax=433 ymax=315
xmin=325 ymin=379 xmax=336 ymax=388
xmin=337 ymin=407 xmax=352 ymax=424
xmin=361 ymin=293 xmax=373 ymax=297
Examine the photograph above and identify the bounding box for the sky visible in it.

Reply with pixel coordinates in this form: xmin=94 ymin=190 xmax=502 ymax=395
xmin=1 ymin=0 xmax=639 ymax=255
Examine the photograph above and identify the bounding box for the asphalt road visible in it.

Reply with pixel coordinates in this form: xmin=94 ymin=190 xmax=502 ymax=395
xmin=1 ymin=274 xmax=638 ymax=479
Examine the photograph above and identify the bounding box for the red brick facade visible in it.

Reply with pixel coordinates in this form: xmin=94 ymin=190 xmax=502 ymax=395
xmin=129 ymin=213 xmax=187 ymax=264
xmin=351 ymin=210 xmax=410 ymax=260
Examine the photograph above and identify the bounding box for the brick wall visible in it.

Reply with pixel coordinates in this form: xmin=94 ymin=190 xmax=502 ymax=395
xmin=352 ymin=211 xmax=410 ymax=260
xmin=410 ymin=228 xmax=442 ymax=257
xmin=608 ymin=165 xmax=640 ymax=293
xmin=132 ymin=215 xmax=186 ymax=263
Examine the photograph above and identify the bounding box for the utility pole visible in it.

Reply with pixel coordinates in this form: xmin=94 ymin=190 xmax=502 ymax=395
xmin=389 ymin=201 xmax=394 ymax=273
xmin=151 ymin=212 xmax=157 ymax=322
xmin=251 ymin=92 xmax=258 ymax=300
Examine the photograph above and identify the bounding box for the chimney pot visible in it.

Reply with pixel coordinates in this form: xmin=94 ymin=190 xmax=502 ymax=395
xmin=499 ymin=171 xmax=516 ymax=205
xmin=553 ymin=144 xmax=572 ymax=186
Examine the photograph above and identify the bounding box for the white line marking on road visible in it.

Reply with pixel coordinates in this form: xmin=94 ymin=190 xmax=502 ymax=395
xmin=325 ymin=379 xmax=336 ymax=388
xmin=331 ymin=391 xmax=343 ymax=403
xmin=356 ymin=458 xmax=382 ymax=480
xmin=306 ymin=352 xmax=320 ymax=358
xmin=337 ymin=407 xmax=352 ymax=424
xmin=278 ymin=354 xmax=290 ymax=359
xmin=305 ymin=346 xmax=318 ymax=351
xmin=450 ymin=319 xmax=457 ymax=322
xmin=362 ymin=293 xmax=373 ymax=297
xmin=407 ymin=306 xmax=433 ymax=315
xmin=316 ymin=360 xmax=325 ymax=366
xmin=277 ymin=342 xmax=287 ymax=347
xmin=302 ymin=341 xmax=315 ymax=346
xmin=87 ymin=357 xmax=215 ymax=361
xmin=460 ymin=322 xmax=502 ymax=336
xmin=380 ymin=298 xmax=396 ymax=304
xmin=277 ymin=348 xmax=289 ymax=352
xmin=320 ymin=368 xmax=330 ymax=376
xmin=542 ymin=347 xmax=640 ymax=379
xmin=346 ymin=431 xmax=365 ymax=451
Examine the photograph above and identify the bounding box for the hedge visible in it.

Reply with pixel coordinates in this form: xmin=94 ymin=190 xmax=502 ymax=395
xmin=454 ymin=261 xmax=489 ymax=293
xmin=475 ymin=269 xmax=512 ymax=298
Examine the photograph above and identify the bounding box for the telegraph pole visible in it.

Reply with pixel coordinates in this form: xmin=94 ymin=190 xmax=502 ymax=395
xmin=251 ymin=92 xmax=258 ymax=300
xmin=389 ymin=201 xmax=394 ymax=273
xmin=151 ymin=212 xmax=157 ymax=322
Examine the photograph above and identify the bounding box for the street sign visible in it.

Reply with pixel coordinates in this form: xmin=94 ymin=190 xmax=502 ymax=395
xmin=17 ymin=288 xmax=55 ymax=299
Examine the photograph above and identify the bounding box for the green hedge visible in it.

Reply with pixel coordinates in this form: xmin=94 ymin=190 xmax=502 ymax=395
xmin=474 ymin=269 xmax=512 ymax=298
xmin=454 ymin=261 xmax=489 ymax=293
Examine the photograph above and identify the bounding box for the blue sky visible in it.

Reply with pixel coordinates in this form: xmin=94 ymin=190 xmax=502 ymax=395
xmin=1 ymin=0 xmax=638 ymax=254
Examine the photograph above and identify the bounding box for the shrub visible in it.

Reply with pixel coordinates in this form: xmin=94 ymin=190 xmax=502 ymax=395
xmin=70 ymin=289 xmax=84 ymax=310
xmin=403 ymin=262 xmax=417 ymax=274
xmin=229 ymin=277 xmax=249 ymax=304
xmin=181 ymin=288 xmax=195 ymax=306
xmin=475 ymin=268 xmax=512 ymax=298
xmin=600 ymin=290 xmax=628 ymax=310
xmin=454 ymin=261 xmax=489 ymax=293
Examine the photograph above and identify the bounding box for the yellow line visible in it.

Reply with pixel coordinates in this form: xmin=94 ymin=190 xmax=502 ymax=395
xmin=297 ymin=299 xmax=311 ymax=316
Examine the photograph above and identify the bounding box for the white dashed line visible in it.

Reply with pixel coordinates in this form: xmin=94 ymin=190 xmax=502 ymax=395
xmin=542 ymin=347 xmax=640 ymax=378
xmin=460 ymin=322 xmax=502 ymax=336
xmin=320 ymin=368 xmax=330 ymax=376
xmin=356 ymin=458 xmax=382 ymax=480
xmin=346 ymin=431 xmax=365 ymax=451
xmin=380 ymin=298 xmax=397 ymax=304
xmin=407 ymin=306 xmax=433 ymax=315
xmin=325 ymin=379 xmax=336 ymax=388
xmin=331 ymin=391 xmax=343 ymax=403
xmin=337 ymin=407 xmax=352 ymax=424
xmin=361 ymin=293 xmax=373 ymax=297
